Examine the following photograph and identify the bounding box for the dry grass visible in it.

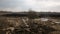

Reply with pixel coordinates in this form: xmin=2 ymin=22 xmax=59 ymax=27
xmin=0 ymin=17 xmax=60 ymax=34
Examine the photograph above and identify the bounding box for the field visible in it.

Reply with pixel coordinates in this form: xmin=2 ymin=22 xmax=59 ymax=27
xmin=0 ymin=11 xmax=60 ymax=34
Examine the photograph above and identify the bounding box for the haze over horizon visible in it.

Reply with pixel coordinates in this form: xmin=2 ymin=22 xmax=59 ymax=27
xmin=0 ymin=0 xmax=60 ymax=12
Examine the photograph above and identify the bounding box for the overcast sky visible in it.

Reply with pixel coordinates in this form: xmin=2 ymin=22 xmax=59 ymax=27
xmin=0 ymin=0 xmax=60 ymax=12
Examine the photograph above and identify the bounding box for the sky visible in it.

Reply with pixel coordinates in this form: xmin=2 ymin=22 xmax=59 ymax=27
xmin=0 ymin=0 xmax=60 ymax=12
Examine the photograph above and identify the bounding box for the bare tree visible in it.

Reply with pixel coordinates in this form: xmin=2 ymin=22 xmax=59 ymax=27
xmin=28 ymin=9 xmax=39 ymax=19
